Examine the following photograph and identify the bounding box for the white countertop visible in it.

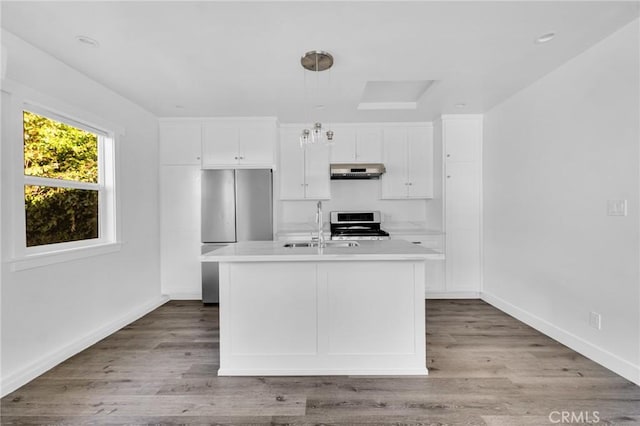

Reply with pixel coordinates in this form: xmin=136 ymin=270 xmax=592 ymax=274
xmin=201 ymin=240 xmax=444 ymax=263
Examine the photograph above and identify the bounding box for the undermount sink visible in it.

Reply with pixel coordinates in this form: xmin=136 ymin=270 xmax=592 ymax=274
xmin=283 ymin=241 xmax=360 ymax=248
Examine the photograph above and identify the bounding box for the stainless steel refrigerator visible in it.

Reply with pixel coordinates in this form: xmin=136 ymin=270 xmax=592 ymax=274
xmin=201 ymin=169 xmax=273 ymax=303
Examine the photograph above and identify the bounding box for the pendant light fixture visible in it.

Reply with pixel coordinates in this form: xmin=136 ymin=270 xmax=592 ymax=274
xmin=300 ymin=50 xmax=335 ymax=146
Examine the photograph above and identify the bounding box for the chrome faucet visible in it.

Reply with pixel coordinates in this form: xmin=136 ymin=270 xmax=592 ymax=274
xmin=316 ymin=200 xmax=325 ymax=247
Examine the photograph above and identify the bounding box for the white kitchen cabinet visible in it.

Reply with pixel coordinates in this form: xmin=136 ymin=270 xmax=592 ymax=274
xmin=160 ymin=165 xmax=202 ymax=298
xmin=330 ymin=126 xmax=382 ymax=163
xmin=381 ymin=125 xmax=433 ymax=199
xmin=304 ymin=143 xmax=331 ymax=199
xmin=279 ymin=129 xmax=306 ymax=199
xmin=443 ymin=118 xmax=481 ymax=162
xmin=279 ymin=128 xmax=330 ymax=200
xmin=329 ymin=127 xmax=357 ymax=162
xmin=445 ymin=162 xmax=481 ymax=292
xmin=380 ymin=127 xmax=407 ymax=197
xmin=355 ymin=127 xmax=383 ymax=163
xmin=407 ymin=127 xmax=433 ymax=198
xmin=202 ymin=119 xmax=276 ymax=168
xmin=394 ymin=234 xmax=445 ymax=295
xmin=159 ymin=120 xmax=202 ymax=165
xmin=442 ymin=115 xmax=482 ymax=295
xmin=238 ymin=123 xmax=276 ymax=165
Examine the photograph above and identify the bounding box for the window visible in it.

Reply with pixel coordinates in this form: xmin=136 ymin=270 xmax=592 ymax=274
xmin=21 ymin=107 xmax=116 ymax=254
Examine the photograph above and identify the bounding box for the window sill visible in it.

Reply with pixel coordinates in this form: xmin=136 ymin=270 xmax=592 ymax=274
xmin=8 ymin=242 xmax=122 ymax=272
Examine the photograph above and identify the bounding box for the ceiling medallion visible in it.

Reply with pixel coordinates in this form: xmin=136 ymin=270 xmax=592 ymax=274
xmin=300 ymin=50 xmax=334 ymax=72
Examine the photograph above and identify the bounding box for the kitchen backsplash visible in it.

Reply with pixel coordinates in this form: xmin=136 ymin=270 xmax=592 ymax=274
xmin=278 ymin=179 xmax=431 ymax=226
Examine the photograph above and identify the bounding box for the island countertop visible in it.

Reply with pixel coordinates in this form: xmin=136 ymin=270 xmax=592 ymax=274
xmin=201 ymin=240 xmax=443 ymax=262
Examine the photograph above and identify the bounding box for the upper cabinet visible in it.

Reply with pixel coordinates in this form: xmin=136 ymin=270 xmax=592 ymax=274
xmin=159 ymin=120 xmax=202 ymax=165
xmin=355 ymin=127 xmax=383 ymax=163
xmin=329 ymin=127 xmax=356 ymax=162
xmin=380 ymin=125 xmax=433 ymax=199
xmin=202 ymin=118 xmax=277 ymax=168
xmin=276 ymin=122 xmax=432 ymax=201
xmin=443 ymin=118 xmax=481 ymax=162
xmin=330 ymin=126 xmax=383 ymax=163
xmin=279 ymin=128 xmax=330 ymax=200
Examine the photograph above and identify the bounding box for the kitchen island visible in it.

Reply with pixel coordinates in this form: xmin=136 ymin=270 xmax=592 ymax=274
xmin=201 ymin=240 xmax=439 ymax=376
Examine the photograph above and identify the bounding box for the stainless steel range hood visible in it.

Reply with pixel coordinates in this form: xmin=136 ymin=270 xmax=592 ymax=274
xmin=330 ymin=163 xmax=386 ymax=179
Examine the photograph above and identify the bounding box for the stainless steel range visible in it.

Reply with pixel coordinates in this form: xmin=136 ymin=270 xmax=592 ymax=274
xmin=330 ymin=211 xmax=390 ymax=240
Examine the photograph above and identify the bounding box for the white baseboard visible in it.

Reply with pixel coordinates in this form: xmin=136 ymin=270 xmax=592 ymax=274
xmin=168 ymin=292 xmax=202 ymax=300
xmin=481 ymin=292 xmax=640 ymax=386
xmin=426 ymin=291 xmax=480 ymax=299
xmin=0 ymin=295 xmax=169 ymax=398
xmin=218 ymin=368 xmax=429 ymax=376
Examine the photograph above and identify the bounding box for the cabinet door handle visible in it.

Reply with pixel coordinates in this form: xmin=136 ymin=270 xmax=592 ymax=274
xmin=234 ymin=156 xmax=238 ymax=160
xmin=447 ymin=175 xmax=451 ymax=179
xmin=196 ymin=156 xmax=201 ymax=160
xmin=447 ymin=154 xmax=451 ymax=158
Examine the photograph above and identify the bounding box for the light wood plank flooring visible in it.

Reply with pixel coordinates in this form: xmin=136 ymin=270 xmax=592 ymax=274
xmin=2 ymin=300 xmax=639 ymax=425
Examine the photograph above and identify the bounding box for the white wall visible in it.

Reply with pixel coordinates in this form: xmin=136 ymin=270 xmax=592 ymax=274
xmin=0 ymin=31 xmax=165 ymax=395
xmin=483 ymin=20 xmax=640 ymax=384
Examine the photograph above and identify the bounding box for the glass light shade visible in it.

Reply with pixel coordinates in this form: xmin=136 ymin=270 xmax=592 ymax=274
xmin=299 ymin=129 xmax=311 ymax=147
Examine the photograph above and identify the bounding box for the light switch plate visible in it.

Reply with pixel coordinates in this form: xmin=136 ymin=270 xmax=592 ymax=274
xmin=589 ymin=312 xmax=602 ymax=330
xmin=607 ymin=200 xmax=627 ymax=216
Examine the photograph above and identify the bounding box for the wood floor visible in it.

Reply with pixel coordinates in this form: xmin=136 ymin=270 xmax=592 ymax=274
xmin=2 ymin=299 xmax=639 ymax=425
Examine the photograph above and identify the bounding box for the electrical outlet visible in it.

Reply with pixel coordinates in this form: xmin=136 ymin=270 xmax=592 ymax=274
xmin=607 ymin=200 xmax=627 ymax=216
xmin=589 ymin=312 xmax=602 ymax=330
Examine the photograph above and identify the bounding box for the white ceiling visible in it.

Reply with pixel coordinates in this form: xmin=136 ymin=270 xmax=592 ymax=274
xmin=2 ymin=1 xmax=638 ymax=122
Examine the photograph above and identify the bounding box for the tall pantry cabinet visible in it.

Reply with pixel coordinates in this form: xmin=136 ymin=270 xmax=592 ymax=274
xmin=440 ymin=115 xmax=482 ymax=296
xmin=159 ymin=119 xmax=203 ymax=299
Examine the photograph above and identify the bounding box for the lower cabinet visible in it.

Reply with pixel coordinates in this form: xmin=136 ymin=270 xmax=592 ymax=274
xmin=393 ymin=235 xmax=445 ymax=296
xmin=445 ymin=227 xmax=481 ymax=293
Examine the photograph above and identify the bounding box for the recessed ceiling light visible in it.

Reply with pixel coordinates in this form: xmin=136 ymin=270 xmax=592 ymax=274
xmin=75 ymin=35 xmax=99 ymax=48
xmin=455 ymin=103 xmax=466 ymax=109
xmin=535 ymin=32 xmax=556 ymax=44
xmin=175 ymin=105 xmax=185 ymax=109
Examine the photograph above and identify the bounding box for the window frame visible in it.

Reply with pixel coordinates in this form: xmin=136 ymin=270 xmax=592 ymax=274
xmin=2 ymin=81 xmax=122 ymax=271
xmin=22 ymin=104 xmax=115 ymax=254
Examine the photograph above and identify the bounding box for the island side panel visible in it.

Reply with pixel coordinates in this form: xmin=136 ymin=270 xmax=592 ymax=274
xmin=219 ymin=260 xmax=427 ymax=376
xmin=322 ymin=261 xmax=417 ymax=354
xmin=219 ymin=262 xmax=319 ymax=374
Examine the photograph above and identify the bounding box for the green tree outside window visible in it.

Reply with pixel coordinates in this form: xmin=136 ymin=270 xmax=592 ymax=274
xmin=23 ymin=111 xmax=100 ymax=247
